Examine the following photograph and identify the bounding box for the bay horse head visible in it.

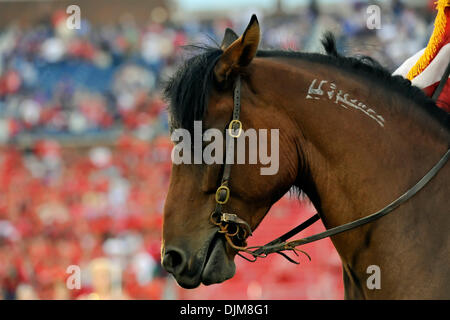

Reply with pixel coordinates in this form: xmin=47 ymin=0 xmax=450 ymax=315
xmin=162 ymin=15 xmax=450 ymax=298
xmin=162 ymin=16 xmax=295 ymax=288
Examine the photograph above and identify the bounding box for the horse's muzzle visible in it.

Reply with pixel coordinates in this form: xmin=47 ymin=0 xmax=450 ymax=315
xmin=161 ymin=232 xmax=236 ymax=288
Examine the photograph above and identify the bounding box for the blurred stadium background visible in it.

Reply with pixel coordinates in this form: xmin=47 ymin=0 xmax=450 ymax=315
xmin=0 ymin=0 xmax=438 ymax=299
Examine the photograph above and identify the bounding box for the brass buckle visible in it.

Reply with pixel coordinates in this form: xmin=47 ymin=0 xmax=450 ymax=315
xmin=215 ymin=185 xmax=230 ymax=204
xmin=228 ymin=120 xmax=242 ymax=138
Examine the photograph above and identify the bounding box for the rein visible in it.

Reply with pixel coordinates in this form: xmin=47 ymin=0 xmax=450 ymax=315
xmin=209 ymin=74 xmax=450 ymax=264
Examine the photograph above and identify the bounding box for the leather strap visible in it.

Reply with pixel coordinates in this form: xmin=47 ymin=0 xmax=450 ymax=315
xmin=251 ymin=214 xmax=320 ymax=256
xmin=247 ymin=148 xmax=450 ymax=258
xmin=431 ymin=59 xmax=450 ymax=101
xmin=213 ymin=76 xmax=243 ymax=222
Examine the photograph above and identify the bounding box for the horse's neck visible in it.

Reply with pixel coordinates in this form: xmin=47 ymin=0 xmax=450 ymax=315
xmin=259 ymin=57 xmax=449 ymax=268
xmin=263 ymin=59 xmax=446 ymax=208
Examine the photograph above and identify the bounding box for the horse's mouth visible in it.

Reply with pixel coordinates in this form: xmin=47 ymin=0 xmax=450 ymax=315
xmin=173 ymin=232 xmax=236 ymax=289
xmin=200 ymin=233 xmax=236 ymax=285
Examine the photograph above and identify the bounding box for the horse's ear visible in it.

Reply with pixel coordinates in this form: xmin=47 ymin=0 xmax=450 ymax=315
xmin=214 ymin=14 xmax=260 ymax=83
xmin=220 ymin=28 xmax=239 ymax=50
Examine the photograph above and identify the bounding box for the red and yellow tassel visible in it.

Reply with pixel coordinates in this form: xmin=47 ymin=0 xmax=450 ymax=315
xmin=406 ymin=0 xmax=450 ymax=80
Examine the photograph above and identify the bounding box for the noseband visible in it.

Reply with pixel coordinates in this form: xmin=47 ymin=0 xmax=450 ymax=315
xmin=209 ymin=74 xmax=450 ymax=264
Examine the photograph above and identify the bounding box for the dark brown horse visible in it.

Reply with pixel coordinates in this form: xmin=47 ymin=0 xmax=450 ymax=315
xmin=162 ymin=15 xmax=450 ymax=299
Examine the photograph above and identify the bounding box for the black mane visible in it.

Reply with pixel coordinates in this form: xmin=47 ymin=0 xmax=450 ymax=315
xmin=164 ymin=34 xmax=449 ymax=132
xmin=164 ymin=46 xmax=222 ymax=133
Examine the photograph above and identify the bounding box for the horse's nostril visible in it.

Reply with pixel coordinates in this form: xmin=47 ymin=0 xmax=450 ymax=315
xmin=162 ymin=247 xmax=187 ymax=275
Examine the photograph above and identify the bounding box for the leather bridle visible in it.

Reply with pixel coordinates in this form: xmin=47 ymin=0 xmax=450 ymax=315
xmin=209 ymin=74 xmax=450 ymax=264
xmin=209 ymin=75 xmax=255 ymax=260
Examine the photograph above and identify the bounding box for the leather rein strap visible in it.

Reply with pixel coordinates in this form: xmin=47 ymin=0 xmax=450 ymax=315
xmin=210 ymin=74 xmax=450 ymax=264
xmin=249 ymin=148 xmax=449 ymax=261
xmin=431 ymin=58 xmax=450 ymax=101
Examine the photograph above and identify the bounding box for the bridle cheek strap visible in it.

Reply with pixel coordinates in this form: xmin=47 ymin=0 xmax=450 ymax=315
xmin=209 ymin=75 xmax=253 ymax=257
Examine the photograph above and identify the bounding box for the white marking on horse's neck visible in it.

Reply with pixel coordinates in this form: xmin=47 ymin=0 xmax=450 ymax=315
xmin=306 ymin=79 xmax=385 ymax=127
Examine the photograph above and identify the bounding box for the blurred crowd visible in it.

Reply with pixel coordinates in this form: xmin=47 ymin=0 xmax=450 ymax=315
xmin=0 ymin=0 xmax=440 ymax=299
xmin=0 ymin=136 xmax=172 ymax=299
xmin=0 ymin=0 xmax=437 ymax=140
